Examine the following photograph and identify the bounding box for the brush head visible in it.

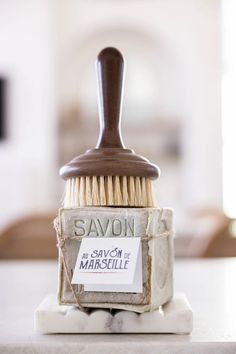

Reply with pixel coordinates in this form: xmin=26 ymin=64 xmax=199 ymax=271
xmin=60 ymin=148 xmax=160 ymax=180
xmin=60 ymin=47 xmax=160 ymax=181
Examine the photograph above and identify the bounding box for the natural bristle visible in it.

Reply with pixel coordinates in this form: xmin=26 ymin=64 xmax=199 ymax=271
xmin=63 ymin=176 xmax=156 ymax=208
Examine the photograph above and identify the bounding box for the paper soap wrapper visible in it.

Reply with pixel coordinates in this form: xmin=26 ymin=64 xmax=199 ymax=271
xmin=56 ymin=207 xmax=174 ymax=313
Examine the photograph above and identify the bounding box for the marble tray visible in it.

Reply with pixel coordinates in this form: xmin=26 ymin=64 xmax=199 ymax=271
xmin=34 ymin=293 xmax=193 ymax=334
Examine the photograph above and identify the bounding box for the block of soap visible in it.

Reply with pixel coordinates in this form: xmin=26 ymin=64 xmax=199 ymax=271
xmin=56 ymin=207 xmax=174 ymax=313
xmin=35 ymin=293 xmax=192 ymax=334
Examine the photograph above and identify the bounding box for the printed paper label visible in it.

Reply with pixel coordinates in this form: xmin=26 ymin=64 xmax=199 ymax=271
xmin=71 ymin=237 xmax=141 ymax=288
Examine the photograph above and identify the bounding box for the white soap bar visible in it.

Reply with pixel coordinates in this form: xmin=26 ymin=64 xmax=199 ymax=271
xmin=56 ymin=207 xmax=174 ymax=312
xmin=34 ymin=293 xmax=193 ymax=334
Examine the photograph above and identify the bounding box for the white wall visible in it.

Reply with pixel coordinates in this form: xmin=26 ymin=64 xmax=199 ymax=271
xmin=222 ymin=0 xmax=236 ymax=218
xmin=0 ymin=0 xmax=57 ymax=228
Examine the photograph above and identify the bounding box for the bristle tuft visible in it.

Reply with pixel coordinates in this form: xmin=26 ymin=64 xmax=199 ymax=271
xmin=135 ymin=177 xmax=142 ymax=206
xmin=85 ymin=176 xmax=92 ymax=205
xmin=91 ymin=176 xmax=100 ymax=205
xmin=114 ymin=176 xmax=122 ymax=205
xmin=107 ymin=176 xmax=114 ymax=205
xmin=121 ymin=176 xmax=128 ymax=205
xmin=99 ymin=176 xmax=106 ymax=205
xmin=141 ymin=177 xmax=147 ymax=206
xmin=128 ymin=176 xmax=135 ymax=206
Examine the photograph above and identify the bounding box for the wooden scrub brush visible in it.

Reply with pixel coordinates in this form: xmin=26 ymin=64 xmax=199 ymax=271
xmin=60 ymin=47 xmax=160 ymax=208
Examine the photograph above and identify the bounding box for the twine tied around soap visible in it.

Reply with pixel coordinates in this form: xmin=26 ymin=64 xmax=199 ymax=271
xmin=54 ymin=217 xmax=87 ymax=312
xmin=54 ymin=208 xmax=174 ymax=312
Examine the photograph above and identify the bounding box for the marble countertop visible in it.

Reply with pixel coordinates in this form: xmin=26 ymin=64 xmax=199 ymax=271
xmin=1 ymin=258 xmax=236 ymax=353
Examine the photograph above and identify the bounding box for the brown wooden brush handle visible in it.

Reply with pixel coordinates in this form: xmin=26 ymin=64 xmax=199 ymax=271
xmin=96 ymin=47 xmax=125 ymax=148
xmin=60 ymin=47 xmax=160 ymax=180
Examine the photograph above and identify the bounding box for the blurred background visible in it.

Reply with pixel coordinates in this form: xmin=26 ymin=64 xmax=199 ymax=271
xmin=0 ymin=0 xmax=235 ymax=259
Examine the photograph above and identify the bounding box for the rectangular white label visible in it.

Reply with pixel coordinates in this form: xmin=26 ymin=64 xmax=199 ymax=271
xmin=71 ymin=237 xmax=141 ymax=286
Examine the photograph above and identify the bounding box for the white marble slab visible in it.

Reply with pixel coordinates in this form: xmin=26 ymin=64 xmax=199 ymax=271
xmin=34 ymin=293 xmax=193 ymax=334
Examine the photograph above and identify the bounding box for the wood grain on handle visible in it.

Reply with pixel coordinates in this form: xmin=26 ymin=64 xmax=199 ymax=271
xmin=96 ymin=47 xmax=125 ymax=148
